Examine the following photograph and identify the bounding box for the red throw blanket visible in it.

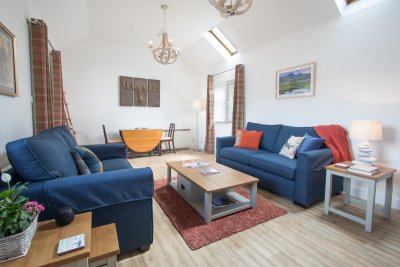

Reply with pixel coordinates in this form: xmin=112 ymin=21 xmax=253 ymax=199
xmin=313 ymin=125 xmax=352 ymax=163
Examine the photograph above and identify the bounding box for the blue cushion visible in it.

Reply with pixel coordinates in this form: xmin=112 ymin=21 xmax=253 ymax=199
xmin=249 ymin=153 xmax=297 ymax=180
xmin=246 ymin=122 xmax=282 ymax=152
xmin=55 ymin=126 xmax=77 ymax=149
xmin=220 ymin=147 xmax=268 ymax=165
xmin=102 ymin=158 xmax=132 ymax=172
xmin=274 ymin=126 xmax=318 ymax=153
xmin=71 ymin=151 xmax=91 ymax=175
xmin=74 ymin=146 xmax=103 ymax=173
xmin=298 ymin=133 xmax=325 ymax=153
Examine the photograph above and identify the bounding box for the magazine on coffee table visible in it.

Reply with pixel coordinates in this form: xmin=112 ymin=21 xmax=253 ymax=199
xmin=200 ymin=168 xmax=220 ymax=175
xmin=212 ymin=195 xmax=238 ymax=208
xmin=182 ymin=160 xmax=212 ymax=168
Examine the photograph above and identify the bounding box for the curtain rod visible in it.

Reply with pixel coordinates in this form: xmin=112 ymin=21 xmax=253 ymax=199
xmin=212 ymin=67 xmax=235 ymax=76
xmin=27 ymin=18 xmax=55 ymax=51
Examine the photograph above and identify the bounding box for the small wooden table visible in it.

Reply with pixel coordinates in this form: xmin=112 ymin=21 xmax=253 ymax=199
xmin=89 ymin=224 xmax=119 ymax=267
xmin=324 ymin=162 xmax=396 ymax=232
xmin=3 ymin=212 xmax=92 ymax=267
xmin=120 ymin=129 xmax=163 ymax=154
xmin=166 ymin=160 xmax=259 ymax=224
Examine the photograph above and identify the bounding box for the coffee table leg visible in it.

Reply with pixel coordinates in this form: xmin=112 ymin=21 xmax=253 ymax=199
xmin=167 ymin=166 xmax=171 ymax=184
xmin=250 ymin=183 xmax=257 ymax=208
xmin=204 ymin=192 xmax=212 ymax=224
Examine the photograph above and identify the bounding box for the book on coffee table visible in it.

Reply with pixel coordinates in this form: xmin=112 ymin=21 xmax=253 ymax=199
xmin=200 ymin=168 xmax=220 ymax=175
xmin=57 ymin=234 xmax=85 ymax=256
xmin=212 ymin=195 xmax=238 ymax=208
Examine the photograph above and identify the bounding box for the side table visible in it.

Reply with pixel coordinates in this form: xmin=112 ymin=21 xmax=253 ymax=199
xmin=324 ymin=161 xmax=396 ymax=232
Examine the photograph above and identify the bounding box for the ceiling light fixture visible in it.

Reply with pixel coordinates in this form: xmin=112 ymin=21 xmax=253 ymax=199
xmin=148 ymin=5 xmax=180 ymax=65
xmin=208 ymin=0 xmax=253 ymax=18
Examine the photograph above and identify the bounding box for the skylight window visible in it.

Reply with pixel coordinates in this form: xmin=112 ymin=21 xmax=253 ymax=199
xmin=204 ymin=27 xmax=238 ymax=59
xmin=335 ymin=0 xmax=387 ymax=16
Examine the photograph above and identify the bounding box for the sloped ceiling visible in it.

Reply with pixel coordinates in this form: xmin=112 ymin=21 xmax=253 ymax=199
xmin=31 ymin=0 xmax=341 ymax=69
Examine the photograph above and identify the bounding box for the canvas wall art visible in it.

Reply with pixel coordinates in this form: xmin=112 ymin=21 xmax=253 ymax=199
xmin=0 ymin=22 xmax=18 ymax=97
xmin=119 ymin=76 xmax=134 ymax=106
xmin=134 ymin=77 xmax=148 ymax=106
xmin=276 ymin=62 xmax=315 ymax=99
xmin=148 ymin=79 xmax=160 ymax=107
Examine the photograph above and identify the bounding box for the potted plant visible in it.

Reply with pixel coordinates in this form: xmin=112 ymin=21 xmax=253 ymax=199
xmin=0 ymin=172 xmax=44 ymax=262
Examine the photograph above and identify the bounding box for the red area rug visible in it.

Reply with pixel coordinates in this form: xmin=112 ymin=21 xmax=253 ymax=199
xmin=154 ymin=179 xmax=287 ymax=250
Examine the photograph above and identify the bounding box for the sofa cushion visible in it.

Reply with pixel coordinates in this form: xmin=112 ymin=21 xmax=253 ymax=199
xmin=54 ymin=126 xmax=77 ymax=149
xmin=220 ymin=147 xmax=268 ymax=165
xmin=279 ymin=135 xmax=305 ymax=159
xmin=6 ymin=129 xmax=79 ymax=181
xmin=74 ymin=146 xmax=103 ymax=173
xmin=249 ymin=153 xmax=297 ymax=180
xmin=246 ymin=122 xmax=282 ymax=152
xmin=238 ymin=130 xmax=263 ymax=150
xmin=274 ymin=126 xmax=318 ymax=153
xmin=298 ymin=133 xmax=325 ymax=153
xmin=102 ymin=158 xmax=133 ymax=172
xmin=71 ymin=151 xmax=91 ymax=175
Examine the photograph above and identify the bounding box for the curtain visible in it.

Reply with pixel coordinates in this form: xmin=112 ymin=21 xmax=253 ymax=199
xmin=231 ymin=64 xmax=245 ymax=135
xmin=50 ymin=50 xmax=64 ymax=127
xmin=204 ymin=75 xmax=215 ymax=154
xmin=29 ymin=19 xmax=64 ymax=134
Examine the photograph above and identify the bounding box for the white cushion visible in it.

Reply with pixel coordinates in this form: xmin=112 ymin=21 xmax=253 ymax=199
xmin=279 ymin=135 xmax=305 ymax=159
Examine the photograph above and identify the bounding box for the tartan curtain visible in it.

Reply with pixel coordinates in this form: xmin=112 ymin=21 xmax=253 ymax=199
xmin=231 ymin=64 xmax=245 ymax=135
xmin=29 ymin=19 xmax=64 ymax=134
xmin=204 ymin=75 xmax=215 ymax=154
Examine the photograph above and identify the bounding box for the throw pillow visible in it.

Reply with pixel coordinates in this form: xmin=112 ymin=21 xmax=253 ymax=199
xmin=238 ymin=130 xmax=263 ymax=150
xmin=298 ymin=133 xmax=325 ymax=153
xmin=234 ymin=129 xmax=242 ymax=147
xmin=279 ymin=135 xmax=305 ymax=159
xmin=74 ymin=146 xmax=103 ymax=173
xmin=70 ymin=151 xmax=91 ymax=175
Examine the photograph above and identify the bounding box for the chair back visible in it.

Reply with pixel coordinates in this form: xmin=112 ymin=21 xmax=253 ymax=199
xmin=102 ymin=124 xmax=109 ymax=144
xmin=167 ymin=123 xmax=176 ymax=139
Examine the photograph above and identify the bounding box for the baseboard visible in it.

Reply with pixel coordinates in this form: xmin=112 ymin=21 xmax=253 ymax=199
xmin=350 ymin=185 xmax=400 ymax=210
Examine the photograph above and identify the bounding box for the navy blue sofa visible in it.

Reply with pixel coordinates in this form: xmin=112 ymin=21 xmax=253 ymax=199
xmin=216 ymin=122 xmax=343 ymax=207
xmin=4 ymin=126 xmax=153 ymax=253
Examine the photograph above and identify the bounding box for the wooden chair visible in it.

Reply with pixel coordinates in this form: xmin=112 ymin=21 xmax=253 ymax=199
xmin=102 ymin=124 xmax=122 ymax=144
xmin=160 ymin=123 xmax=176 ymax=154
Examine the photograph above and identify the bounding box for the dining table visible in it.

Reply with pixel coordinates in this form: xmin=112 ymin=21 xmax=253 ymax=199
xmin=119 ymin=129 xmax=163 ymax=154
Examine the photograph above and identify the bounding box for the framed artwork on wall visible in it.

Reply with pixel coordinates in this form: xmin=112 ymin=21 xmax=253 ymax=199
xmin=134 ymin=77 xmax=148 ymax=107
xmin=119 ymin=76 xmax=134 ymax=106
xmin=0 ymin=22 xmax=18 ymax=97
xmin=276 ymin=62 xmax=315 ymax=99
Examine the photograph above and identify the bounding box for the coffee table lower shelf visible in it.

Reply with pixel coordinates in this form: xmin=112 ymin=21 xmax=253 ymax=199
xmin=169 ymin=176 xmax=256 ymax=224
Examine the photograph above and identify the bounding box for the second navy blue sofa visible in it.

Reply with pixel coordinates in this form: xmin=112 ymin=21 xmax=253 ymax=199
xmin=216 ymin=122 xmax=343 ymax=207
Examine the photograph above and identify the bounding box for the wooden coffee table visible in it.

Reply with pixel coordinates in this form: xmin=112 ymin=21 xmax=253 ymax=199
xmin=166 ymin=160 xmax=259 ymax=224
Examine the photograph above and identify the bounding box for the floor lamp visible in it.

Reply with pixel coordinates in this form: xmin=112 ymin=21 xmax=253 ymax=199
xmin=192 ymin=99 xmax=202 ymax=152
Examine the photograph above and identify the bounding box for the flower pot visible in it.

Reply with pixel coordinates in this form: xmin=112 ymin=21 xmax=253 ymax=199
xmin=0 ymin=216 xmax=38 ymax=263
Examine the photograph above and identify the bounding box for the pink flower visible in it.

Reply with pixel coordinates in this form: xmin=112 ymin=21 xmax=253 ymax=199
xmin=27 ymin=207 xmax=33 ymax=212
xmin=38 ymin=205 xmax=44 ymax=211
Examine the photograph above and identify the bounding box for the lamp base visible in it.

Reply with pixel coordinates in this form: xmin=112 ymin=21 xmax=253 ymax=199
xmin=352 ymin=140 xmax=377 ymax=166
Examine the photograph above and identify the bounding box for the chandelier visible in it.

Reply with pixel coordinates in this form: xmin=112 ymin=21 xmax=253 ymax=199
xmin=148 ymin=5 xmax=180 ymax=65
xmin=208 ymin=0 xmax=253 ymax=18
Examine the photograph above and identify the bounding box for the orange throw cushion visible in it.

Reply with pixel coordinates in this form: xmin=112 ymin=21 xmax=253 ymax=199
xmin=238 ymin=130 xmax=263 ymax=150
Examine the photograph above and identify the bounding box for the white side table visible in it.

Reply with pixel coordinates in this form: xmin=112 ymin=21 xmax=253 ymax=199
xmin=324 ymin=162 xmax=396 ymax=232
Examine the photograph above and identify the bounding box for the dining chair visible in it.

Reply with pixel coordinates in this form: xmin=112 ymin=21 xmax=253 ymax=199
xmin=160 ymin=123 xmax=176 ymax=154
xmin=102 ymin=124 xmax=122 ymax=144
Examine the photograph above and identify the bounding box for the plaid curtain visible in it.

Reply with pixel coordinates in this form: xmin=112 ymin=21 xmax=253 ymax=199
xmin=204 ymin=75 xmax=215 ymax=154
xmin=231 ymin=64 xmax=245 ymax=135
xmin=50 ymin=50 xmax=64 ymax=127
xmin=29 ymin=19 xmax=65 ymax=134
xmin=29 ymin=19 xmax=51 ymax=134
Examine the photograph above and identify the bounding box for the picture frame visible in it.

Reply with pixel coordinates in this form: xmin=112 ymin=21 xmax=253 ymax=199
xmin=276 ymin=62 xmax=315 ymax=99
xmin=0 ymin=22 xmax=18 ymax=97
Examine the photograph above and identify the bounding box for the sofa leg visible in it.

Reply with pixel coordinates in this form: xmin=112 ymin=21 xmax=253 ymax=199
xmin=293 ymin=201 xmax=310 ymax=209
xmin=139 ymin=244 xmax=151 ymax=252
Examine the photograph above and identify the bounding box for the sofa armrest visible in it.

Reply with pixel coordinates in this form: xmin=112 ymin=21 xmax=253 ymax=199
xmin=296 ymin=148 xmax=333 ymax=172
xmin=84 ymin=143 xmax=126 ymax=160
xmin=43 ymin=167 xmax=153 ymax=217
xmin=216 ymin=136 xmax=236 ymax=162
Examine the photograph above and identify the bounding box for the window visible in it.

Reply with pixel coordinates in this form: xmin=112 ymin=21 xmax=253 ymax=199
xmin=204 ymin=27 xmax=238 ymax=59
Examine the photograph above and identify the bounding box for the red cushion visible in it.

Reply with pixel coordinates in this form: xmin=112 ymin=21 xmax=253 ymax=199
xmin=238 ymin=130 xmax=263 ymax=150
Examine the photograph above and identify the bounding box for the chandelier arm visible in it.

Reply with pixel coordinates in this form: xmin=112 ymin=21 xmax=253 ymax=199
xmin=208 ymin=0 xmax=229 ymax=13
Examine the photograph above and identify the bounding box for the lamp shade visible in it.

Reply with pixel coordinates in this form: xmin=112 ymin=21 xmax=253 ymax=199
xmin=349 ymin=120 xmax=382 ymax=140
xmin=192 ymin=99 xmax=202 ymax=111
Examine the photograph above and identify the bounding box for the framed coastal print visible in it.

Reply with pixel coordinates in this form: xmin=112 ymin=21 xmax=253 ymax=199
xmin=276 ymin=62 xmax=315 ymax=99
xmin=0 ymin=22 xmax=18 ymax=97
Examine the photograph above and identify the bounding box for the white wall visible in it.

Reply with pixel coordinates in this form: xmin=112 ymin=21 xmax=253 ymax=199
xmin=205 ymin=0 xmax=400 ymax=208
xmin=0 ymin=0 xmax=39 ymax=169
xmin=62 ymin=39 xmax=198 ymax=148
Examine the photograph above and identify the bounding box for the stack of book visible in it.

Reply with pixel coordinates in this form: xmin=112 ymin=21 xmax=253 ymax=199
xmin=348 ymin=165 xmax=380 ymax=176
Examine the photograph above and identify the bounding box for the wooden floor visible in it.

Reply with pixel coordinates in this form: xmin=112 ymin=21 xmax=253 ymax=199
xmin=118 ymin=150 xmax=400 ymax=267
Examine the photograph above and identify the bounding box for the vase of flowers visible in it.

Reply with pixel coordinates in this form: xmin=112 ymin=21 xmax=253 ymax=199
xmin=0 ymin=173 xmax=44 ymax=262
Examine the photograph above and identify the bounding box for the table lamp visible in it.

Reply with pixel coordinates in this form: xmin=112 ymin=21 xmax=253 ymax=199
xmin=349 ymin=120 xmax=382 ymax=165
xmin=192 ymin=99 xmax=202 ymax=151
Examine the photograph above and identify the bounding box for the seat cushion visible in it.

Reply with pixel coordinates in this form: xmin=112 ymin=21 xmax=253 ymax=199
xmin=246 ymin=122 xmax=282 ymax=152
xmin=249 ymin=153 xmax=297 ymax=180
xmin=274 ymin=126 xmax=318 ymax=153
xmin=6 ymin=129 xmax=79 ymax=181
xmin=102 ymin=158 xmax=133 ymax=172
xmin=220 ymin=147 xmax=268 ymax=165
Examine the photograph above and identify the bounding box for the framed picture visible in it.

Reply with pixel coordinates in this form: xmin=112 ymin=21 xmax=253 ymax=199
xmin=276 ymin=62 xmax=315 ymax=99
xmin=0 ymin=22 xmax=18 ymax=97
